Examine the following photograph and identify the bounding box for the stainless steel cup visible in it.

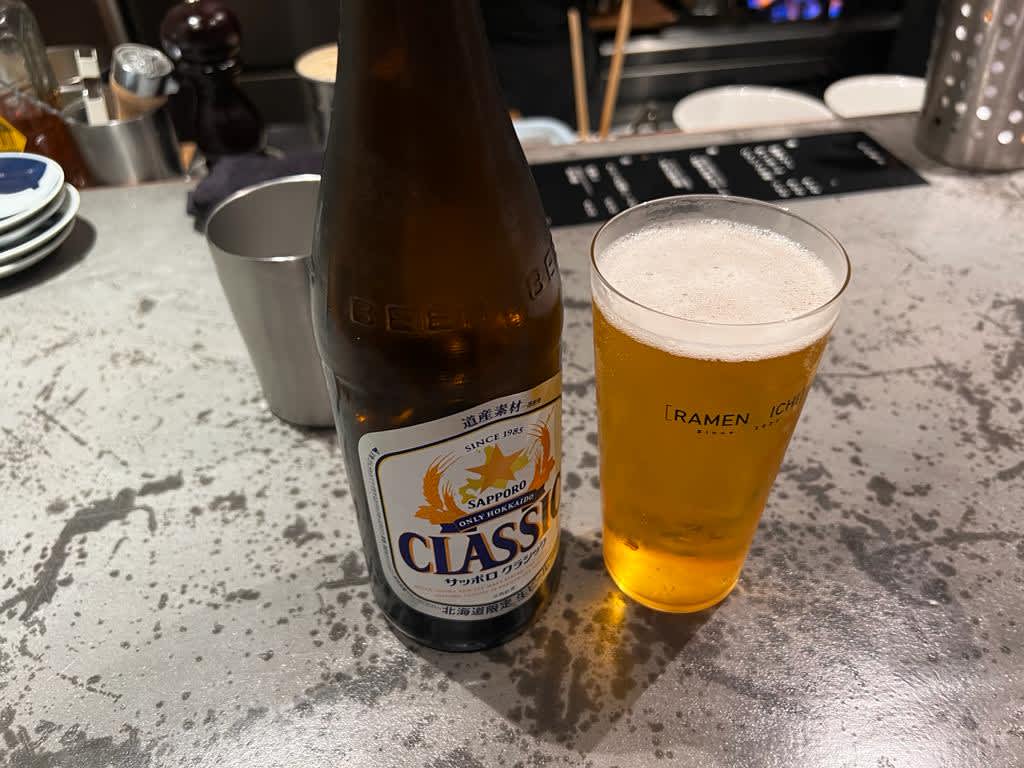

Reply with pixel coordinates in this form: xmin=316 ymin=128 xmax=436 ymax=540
xmin=63 ymin=87 xmax=184 ymax=186
xmin=295 ymin=44 xmax=336 ymax=146
xmin=304 ymin=77 xmax=334 ymax=146
xmin=205 ymin=175 xmax=333 ymax=428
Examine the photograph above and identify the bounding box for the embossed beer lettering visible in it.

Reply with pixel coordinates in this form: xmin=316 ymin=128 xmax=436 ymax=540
xmin=311 ymin=1 xmax=563 ymax=650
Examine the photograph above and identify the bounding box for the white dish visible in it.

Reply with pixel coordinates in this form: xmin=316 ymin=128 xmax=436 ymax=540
xmin=0 ymin=184 xmax=80 ymax=266
xmin=0 ymin=185 xmax=67 ymax=249
xmin=0 ymin=153 xmax=65 ymax=222
xmin=672 ymin=86 xmax=834 ymax=133
xmin=824 ymin=75 xmax=926 ymax=118
xmin=0 ymin=219 xmax=75 ymax=279
xmin=295 ymin=43 xmax=338 ymax=84
xmin=513 ymin=117 xmax=577 ymax=147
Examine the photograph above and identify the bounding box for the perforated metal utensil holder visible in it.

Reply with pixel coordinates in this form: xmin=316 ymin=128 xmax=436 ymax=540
xmin=916 ymin=0 xmax=1024 ymax=171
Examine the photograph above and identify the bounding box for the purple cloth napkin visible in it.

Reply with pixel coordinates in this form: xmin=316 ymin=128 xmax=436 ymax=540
xmin=188 ymin=150 xmax=324 ymax=230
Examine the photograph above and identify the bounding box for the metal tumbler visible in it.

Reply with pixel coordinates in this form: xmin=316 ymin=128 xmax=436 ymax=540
xmin=295 ymin=44 xmax=337 ymax=146
xmin=64 ymin=87 xmax=184 ymax=186
xmin=205 ymin=175 xmax=333 ymax=428
xmin=916 ymin=0 xmax=1024 ymax=170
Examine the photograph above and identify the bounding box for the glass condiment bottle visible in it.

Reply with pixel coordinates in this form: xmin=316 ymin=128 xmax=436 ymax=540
xmin=0 ymin=0 xmax=90 ymax=187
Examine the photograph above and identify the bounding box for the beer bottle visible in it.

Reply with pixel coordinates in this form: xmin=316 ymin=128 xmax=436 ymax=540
xmin=311 ymin=0 xmax=563 ymax=651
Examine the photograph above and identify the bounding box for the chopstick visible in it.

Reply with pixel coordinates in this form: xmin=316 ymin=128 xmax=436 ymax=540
xmin=598 ymin=0 xmax=633 ymax=140
xmin=567 ymin=7 xmax=590 ymax=140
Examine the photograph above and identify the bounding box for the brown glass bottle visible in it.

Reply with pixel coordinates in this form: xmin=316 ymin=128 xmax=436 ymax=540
xmin=311 ymin=0 xmax=563 ymax=652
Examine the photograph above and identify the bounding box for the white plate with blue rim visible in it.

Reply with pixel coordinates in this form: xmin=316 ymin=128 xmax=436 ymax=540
xmin=0 ymin=183 xmax=68 ymax=249
xmin=0 ymin=184 xmax=80 ymax=266
xmin=0 ymin=153 xmax=65 ymax=227
xmin=0 ymin=218 xmax=75 ymax=279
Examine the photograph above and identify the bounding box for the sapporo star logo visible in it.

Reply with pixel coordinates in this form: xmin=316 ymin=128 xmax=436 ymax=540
xmin=415 ymin=420 xmax=555 ymax=527
xmin=459 ymin=446 xmax=530 ymax=504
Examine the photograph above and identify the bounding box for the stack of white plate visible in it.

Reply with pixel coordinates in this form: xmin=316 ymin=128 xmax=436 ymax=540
xmin=672 ymin=86 xmax=834 ymax=133
xmin=824 ymin=75 xmax=926 ymax=119
xmin=0 ymin=153 xmax=81 ymax=280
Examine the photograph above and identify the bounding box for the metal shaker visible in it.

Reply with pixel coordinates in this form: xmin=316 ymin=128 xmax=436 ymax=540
xmin=110 ymin=43 xmax=178 ymax=121
xmin=916 ymin=0 xmax=1024 ymax=171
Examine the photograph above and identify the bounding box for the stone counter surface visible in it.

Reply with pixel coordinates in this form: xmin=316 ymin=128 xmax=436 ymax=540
xmin=1 ymin=118 xmax=1023 ymax=767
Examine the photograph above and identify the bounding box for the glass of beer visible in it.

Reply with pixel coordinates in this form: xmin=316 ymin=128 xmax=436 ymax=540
xmin=591 ymin=196 xmax=850 ymax=613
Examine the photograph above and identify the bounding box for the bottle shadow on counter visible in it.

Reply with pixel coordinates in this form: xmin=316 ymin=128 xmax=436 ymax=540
xmin=0 ymin=217 xmax=96 ymax=300
xmin=280 ymin=421 xmax=339 ymax=448
xmin=396 ymin=528 xmax=722 ymax=753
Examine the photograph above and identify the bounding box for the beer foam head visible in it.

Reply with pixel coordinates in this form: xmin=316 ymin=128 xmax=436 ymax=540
xmin=593 ymin=218 xmax=843 ymax=361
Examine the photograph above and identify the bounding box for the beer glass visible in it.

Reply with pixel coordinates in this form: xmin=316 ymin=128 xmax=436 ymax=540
xmin=591 ymin=196 xmax=850 ymax=613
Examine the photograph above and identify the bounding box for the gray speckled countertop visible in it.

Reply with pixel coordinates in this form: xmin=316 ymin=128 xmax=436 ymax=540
xmin=2 ymin=116 xmax=1023 ymax=768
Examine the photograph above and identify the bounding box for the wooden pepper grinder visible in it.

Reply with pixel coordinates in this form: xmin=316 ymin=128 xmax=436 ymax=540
xmin=160 ymin=0 xmax=265 ymax=164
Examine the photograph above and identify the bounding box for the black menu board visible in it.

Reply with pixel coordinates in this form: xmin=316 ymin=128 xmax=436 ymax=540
xmin=530 ymin=131 xmax=927 ymax=228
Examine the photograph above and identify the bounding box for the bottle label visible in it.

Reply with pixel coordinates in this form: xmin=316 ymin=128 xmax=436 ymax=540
xmin=358 ymin=374 xmax=561 ymax=620
xmin=0 ymin=117 xmax=26 ymax=152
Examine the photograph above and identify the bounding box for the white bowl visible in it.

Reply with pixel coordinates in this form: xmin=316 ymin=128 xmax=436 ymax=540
xmin=0 ymin=153 xmax=64 ymax=223
xmin=824 ymin=75 xmax=926 ymax=118
xmin=513 ymin=117 xmax=576 ymax=147
xmin=295 ymin=43 xmax=337 ymax=84
xmin=672 ymin=86 xmax=834 ymax=133
xmin=0 ymin=184 xmax=80 ymax=266
xmin=0 ymin=218 xmax=75 ymax=279
xmin=0 ymin=183 xmax=66 ymax=248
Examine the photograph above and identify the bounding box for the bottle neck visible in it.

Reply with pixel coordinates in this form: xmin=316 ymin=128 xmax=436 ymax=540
xmin=337 ymin=1 xmax=509 ymax=131
xmin=322 ymin=0 xmax=549 ymax=274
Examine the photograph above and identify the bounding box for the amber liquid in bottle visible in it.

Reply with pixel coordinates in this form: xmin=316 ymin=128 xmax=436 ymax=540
xmin=311 ymin=1 xmax=563 ymax=651
xmin=0 ymin=87 xmax=90 ymax=187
